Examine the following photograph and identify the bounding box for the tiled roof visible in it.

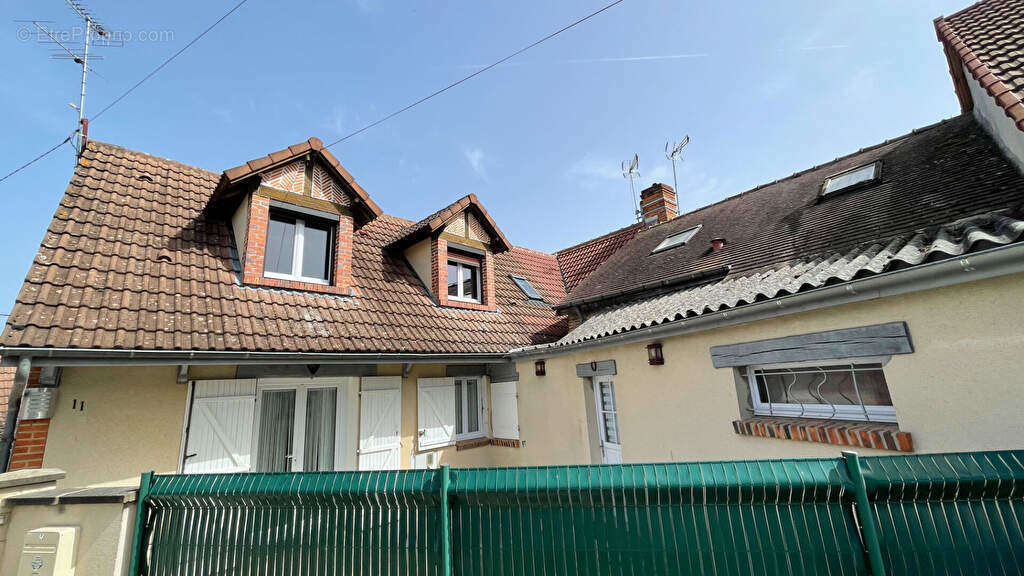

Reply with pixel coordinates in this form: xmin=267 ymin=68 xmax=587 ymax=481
xmin=542 ymin=207 xmax=1024 ymax=348
xmin=391 ymin=194 xmax=512 ymax=252
xmin=935 ymin=0 xmax=1024 ymax=131
xmin=216 ymin=137 xmax=383 ymax=218
xmin=559 ymin=114 xmax=1024 ymax=308
xmin=555 ymin=223 xmax=644 ymax=293
xmin=0 ymin=141 xmax=566 ymax=354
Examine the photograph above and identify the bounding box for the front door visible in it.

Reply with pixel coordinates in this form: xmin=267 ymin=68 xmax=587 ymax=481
xmin=594 ymin=376 xmax=622 ymax=464
xmin=358 ymin=376 xmax=402 ymax=470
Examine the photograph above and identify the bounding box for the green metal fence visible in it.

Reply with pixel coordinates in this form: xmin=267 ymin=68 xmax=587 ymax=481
xmin=129 ymin=450 xmax=1024 ymax=575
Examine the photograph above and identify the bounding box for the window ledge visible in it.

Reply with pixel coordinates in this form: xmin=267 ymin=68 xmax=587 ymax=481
xmin=732 ymin=416 xmax=913 ymax=452
xmin=490 ymin=438 xmax=521 ymax=448
xmin=455 ymin=437 xmax=491 ymax=451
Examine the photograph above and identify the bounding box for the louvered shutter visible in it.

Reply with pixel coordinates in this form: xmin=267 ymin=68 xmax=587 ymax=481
xmin=183 ymin=379 xmax=257 ymax=473
xmin=417 ymin=377 xmax=455 ymax=449
xmin=490 ymin=381 xmax=519 ymax=440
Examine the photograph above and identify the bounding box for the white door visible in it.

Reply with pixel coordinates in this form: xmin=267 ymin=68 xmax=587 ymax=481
xmin=358 ymin=377 xmax=402 ymax=470
xmin=183 ymin=379 xmax=257 ymax=473
xmin=417 ymin=378 xmax=456 ymax=449
xmin=594 ymin=376 xmax=622 ymax=464
xmin=252 ymin=378 xmax=352 ymax=472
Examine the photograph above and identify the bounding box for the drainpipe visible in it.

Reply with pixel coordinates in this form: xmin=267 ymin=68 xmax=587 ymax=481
xmin=0 ymin=357 xmax=32 ymax=472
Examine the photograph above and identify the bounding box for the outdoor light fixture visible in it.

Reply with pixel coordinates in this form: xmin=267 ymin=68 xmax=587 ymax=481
xmin=710 ymin=237 xmax=727 ymax=251
xmin=647 ymin=342 xmax=665 ymax=365
xmin=535 ymin=360 xmax=546 ymax=376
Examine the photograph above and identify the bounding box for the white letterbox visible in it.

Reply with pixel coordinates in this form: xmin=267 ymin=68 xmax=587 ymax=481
xmin=17 ymin=526 xmax=76 ymax=576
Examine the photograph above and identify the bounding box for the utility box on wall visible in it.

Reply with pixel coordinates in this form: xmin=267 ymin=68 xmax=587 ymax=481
xmin=17 ymin=526 xmax=76 ymax=576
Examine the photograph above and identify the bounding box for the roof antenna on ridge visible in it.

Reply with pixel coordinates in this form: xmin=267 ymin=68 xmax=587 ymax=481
xmin=665 ymin=135 xmax=689 ymax=194
xmin=22 ymin=1 xmax=111 ymax=163
xmin=622 ymin=153 xmax=640 ymax=222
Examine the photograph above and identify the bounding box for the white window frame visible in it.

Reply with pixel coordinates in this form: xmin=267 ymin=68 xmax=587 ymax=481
xmin=746 ymin=356 xmax=896 ymax=423
xmin=263 ymin=212 xmax=333 ymax=285
xmin=252 ymin=378 xmax=351 ymax=472
xmin=447 ymin=260 xmax=482 ymax=303
xmin=454 ymin=376 xmax=486 ymax=441
xmin=651 ymin=224 xmax=702 ymax=254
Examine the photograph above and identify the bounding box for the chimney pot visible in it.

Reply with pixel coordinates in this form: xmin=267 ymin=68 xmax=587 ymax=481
xmin=639 ymin=183 xmax=678 ymax=225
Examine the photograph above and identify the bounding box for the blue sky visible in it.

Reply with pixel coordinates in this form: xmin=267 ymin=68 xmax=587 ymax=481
xmin=1 ymin=0 xmax=970 ymax=314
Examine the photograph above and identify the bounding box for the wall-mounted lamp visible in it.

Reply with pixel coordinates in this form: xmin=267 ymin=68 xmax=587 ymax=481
xmin=535 ymin=360 xmax=546 ymax=376
xmin=710 ymin=237 xmax=727 ymax=252
xmin=646 ymin=342 xmax=665 ymax=365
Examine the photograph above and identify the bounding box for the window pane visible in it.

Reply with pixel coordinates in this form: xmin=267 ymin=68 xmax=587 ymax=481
xmin=466 ymin=379 xmax=479 ymax=433
xmin=454 ymin=380 xmax=463 ymax=434
xmin=265 ymin=214 xmax=296 ymax=275
xmin=462 ymin=264 xmax=479 ymax=300
xmin=255 ymin=389 xmax=295 ymax=472
xmin=512 ymin=276 xmax=543 ymax=300
xmin=755 ymin=365 xmax=893 ymax=410
xmin=823 ymin=164 xmax=876 ymax=195
xmin=448 ymin=263 xmax=460 ymax=297
xmin=304 ymin=388 xmax=337 ymax=472
xmin=301 ymin=220 xmax=332 ymax=281
xmin=653 ymin=226 xmax=700 ymax=253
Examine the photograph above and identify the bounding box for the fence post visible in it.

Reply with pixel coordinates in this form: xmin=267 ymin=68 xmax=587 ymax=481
xmin=842 ymin=451 xmax=886 ymax=576
xmin=439 ymin=464 xmax=453 ymax=576
xmin=128 ymin=471 xmax=154 ymax=576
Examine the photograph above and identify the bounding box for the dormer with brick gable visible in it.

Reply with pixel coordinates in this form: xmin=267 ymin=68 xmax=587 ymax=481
xmin=212 ymin=138 xmax=383 ymax=295
xmin=391 ymin=194 xmax=511 ymax=312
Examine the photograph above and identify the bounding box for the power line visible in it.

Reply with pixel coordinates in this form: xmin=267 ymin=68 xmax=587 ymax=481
xmin=324 ymin=0 xmax=627 ymax=148
xmin=93 ymin=0 xmax=250 ymax=121
xmin=0 ymin=135 xmax=73 ymax=184
xmin=0 ymin=0 xmax=250 ymax=184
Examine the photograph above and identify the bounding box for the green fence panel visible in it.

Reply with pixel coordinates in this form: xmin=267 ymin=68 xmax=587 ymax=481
xmin=141 ymin=470 xmax=442 ymax=576
xmin=859 ymin=450 xmax=1024 ymax=576
xmin=447 ymin=459 xmax=866 ymax=576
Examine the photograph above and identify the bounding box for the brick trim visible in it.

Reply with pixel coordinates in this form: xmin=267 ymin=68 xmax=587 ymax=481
xmin=455 ymin=437 xmax=491 ymax=451
xmin=490 ymin=438 xmax=521 ymax=448
xmin=242 ymin=194 xmax=354 ymax=295
xmin=9 ymin=418 xmax=50 ymax=470
xmin=732 ymin=416 xmax=913 ymax=452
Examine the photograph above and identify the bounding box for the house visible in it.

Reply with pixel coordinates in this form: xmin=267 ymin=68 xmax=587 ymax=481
xmin=0 ymin=0 xmax=1022 ymax=494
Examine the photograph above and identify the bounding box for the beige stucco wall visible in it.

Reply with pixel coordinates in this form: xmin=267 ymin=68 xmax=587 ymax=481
xmin=44 ymin=366 xmax=189 ymax=488
xmin=404 ymin=238 xmax=433 ymax=297
xmin=503 ymin=272 xmax=1024 ymax=466
xmin=0 ymin=501 xmax=132 ymax=576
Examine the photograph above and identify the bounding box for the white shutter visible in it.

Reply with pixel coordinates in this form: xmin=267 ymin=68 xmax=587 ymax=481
xmin=417 ymin=377 xmax=455 ymax=449
xmin=490 ymin=380 xmax=519 ymax=440
xmin=358 ymin=377 xmax=402 ymax=471
xmin=183 ymin=379 xmax=257 ymax=473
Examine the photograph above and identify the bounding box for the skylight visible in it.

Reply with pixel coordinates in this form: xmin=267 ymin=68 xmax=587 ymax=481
xmin=510 ymin=275 xmax=544 ymax=301
xmin=651 ymin=225 xmax=702 ymax=254
xmin=821 ymin=161 xmax=881 ymax=196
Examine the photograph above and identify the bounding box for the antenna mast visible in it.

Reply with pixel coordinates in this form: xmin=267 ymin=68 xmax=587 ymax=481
xmin=665 ymin=135 xmax=689 ymax=193
xmin=621 ymin=153 xmax=640 ymax=222
xmin=62 ymin=0 xmax=109 ymax=158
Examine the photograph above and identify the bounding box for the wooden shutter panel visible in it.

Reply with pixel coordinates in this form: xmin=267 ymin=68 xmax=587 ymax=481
xmin=417 ymin=377 xmax=455 ymax=449
xmin=183 ymin=379 xmax=257 ymax=473
xmin=490 ymin=380 xmax=519 ymax=440
xmin=358 ymin=376 xmax=402 ymax=470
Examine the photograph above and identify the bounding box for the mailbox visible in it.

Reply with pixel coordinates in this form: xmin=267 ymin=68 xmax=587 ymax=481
xmin=17 ymin=527 xmax=76 ymax=576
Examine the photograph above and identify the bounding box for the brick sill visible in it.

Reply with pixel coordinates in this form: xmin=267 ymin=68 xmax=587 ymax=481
xmin=733 ymin=416 xmax=913 ymax=452
xmin=490 ymin=438 xmax=521 ymax=448
xmin=455 ymin=437 xmax=490 ymax=451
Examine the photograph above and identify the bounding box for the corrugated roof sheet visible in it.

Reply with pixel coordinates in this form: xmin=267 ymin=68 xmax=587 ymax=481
xmin=542 ymin=208 xmax=1024 ymax=348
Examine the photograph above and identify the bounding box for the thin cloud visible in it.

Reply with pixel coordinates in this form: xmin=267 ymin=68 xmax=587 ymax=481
xmin=464 ymin=147 xmax=488 ymax=180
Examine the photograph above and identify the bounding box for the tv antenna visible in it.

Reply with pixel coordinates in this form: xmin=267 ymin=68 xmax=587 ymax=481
xmin=665 ymin=135 xmax=689 ymax=193
xmin=621 ymin=153 xmax=640 ymax=222
xmin=24 ymin=1 xmax=111 ymax=160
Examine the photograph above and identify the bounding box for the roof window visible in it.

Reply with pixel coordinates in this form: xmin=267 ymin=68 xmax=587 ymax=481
xmin=510 ymin=275 xmax=544 ymax=301
xmin=821 ymin=161 xmax=881 ymax=196
xmin=651 ymin=225 xmax=702 ymax=254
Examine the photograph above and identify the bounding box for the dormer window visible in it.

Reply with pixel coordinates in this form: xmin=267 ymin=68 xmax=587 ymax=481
xmin=447 ymin=258 xmax=481 ymax=303
xmin=264 ymin=208 xmax=334 ymax=285
xmin=821 ymin=161 xmax=881 ymax=196
xmin=652 ymin=225 xmax=702 ymax=254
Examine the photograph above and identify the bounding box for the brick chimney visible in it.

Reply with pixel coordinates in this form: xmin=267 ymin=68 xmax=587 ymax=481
xmin=640 ymin=183 xmax=678 ymax=225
